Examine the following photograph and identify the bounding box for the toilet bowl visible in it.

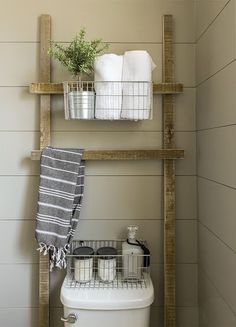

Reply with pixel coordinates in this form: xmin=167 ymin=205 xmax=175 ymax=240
xmin=60 ymin=275 xmax=154 ymax=327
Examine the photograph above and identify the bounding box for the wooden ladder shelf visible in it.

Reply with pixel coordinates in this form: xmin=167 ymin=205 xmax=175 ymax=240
xmin=31 ymin=14 xmax=183 ymax=327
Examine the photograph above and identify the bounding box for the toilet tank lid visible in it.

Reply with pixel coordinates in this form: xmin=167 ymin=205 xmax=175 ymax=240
xmin=60 ymin=277 xmax=154 ymax=310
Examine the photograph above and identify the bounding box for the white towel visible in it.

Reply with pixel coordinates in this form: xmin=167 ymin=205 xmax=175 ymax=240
xmin=94 ymin=54 xmax=123 ymax=119
xmin=121 ymin=51 xmax=156 ymax=120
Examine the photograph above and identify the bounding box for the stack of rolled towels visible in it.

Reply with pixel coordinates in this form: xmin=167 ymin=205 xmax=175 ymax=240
xmin=94 ymin=50 xmax=156 ymax=120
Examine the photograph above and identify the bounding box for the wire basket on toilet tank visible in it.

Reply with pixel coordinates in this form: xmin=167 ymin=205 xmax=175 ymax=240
xmin=65 ymin=239 xmax=151 ymax=289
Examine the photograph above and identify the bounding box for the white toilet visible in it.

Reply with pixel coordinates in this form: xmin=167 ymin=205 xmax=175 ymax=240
xmin=60 ymin=275 xmax=154 ymax=327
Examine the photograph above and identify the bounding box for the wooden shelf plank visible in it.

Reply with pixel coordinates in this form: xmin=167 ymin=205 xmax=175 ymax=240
xmin=30 ymin=83 xmax=63 ymax=94
xmin=153 ymin=83 xmax=183 ymax=94
xmin=29 ymin=82 xmax=183 ymax=95
xmin=31 ymin=149 xmax=184 ymax=161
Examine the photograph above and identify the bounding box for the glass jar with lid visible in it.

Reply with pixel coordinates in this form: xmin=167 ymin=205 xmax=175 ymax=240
xmin=97 ymin=246 xmax=117 ymax=282
xmin=73 ymin=246 xmax=94 ymax=283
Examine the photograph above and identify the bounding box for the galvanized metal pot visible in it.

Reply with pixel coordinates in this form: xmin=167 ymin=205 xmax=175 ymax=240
xmin=64 ymin=82 xmax=95 ymax=120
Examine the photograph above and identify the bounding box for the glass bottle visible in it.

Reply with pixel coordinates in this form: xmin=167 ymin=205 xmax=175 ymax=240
xmin=122 ymin=225 xmax=143 ymax=280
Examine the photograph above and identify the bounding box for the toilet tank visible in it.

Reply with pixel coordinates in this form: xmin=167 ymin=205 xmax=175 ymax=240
xmin=60 ymin=276 xmax=154 ymax=327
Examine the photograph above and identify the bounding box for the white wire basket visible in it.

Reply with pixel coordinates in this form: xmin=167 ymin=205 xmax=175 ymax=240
xmin=63 ymin=81 xmax=153 ymax=121
xmin=65 ymin=239 xmax=151 ymax=289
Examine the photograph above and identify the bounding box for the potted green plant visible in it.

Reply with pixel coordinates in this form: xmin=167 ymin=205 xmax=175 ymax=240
xmin=48 ymin=29 xmax=109 ymax=119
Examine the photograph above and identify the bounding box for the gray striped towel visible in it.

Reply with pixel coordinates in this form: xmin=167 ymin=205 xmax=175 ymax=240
xmin=35 ymin=146 xmax=85 ymax=270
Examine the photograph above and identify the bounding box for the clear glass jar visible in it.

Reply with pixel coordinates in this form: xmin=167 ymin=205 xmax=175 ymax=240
xmin=73 ymin=246 xmax=94 ymax=283
xmin=97 ymin=247 xmax=117 ymax=283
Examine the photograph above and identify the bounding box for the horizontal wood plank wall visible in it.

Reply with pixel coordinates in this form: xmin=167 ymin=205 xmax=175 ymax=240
xmin=0 ymin=1 xmax=196 ymax=327
xmin=196 ymin=1 xmax=236 ymax=326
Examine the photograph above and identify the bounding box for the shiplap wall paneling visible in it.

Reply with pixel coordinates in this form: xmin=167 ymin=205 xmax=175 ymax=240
xmin=196 ymin=1 xmax=236 ymax=326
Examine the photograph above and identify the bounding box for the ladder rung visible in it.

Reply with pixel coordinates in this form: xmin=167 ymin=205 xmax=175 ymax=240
xmin=31 ymin=149 xmax=184 ymax=161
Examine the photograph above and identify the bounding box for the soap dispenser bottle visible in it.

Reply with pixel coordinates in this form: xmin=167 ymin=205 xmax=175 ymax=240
xmin=122 ymin=225 xmax=143 ymax=280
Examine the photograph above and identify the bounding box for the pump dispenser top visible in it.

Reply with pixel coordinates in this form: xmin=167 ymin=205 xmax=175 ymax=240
xmin=127 ymin=225 xmax=138 ymax=242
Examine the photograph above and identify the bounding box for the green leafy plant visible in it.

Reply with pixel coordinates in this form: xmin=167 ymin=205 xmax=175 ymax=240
xmin=48 ymin=28 xmax=109 ymax=82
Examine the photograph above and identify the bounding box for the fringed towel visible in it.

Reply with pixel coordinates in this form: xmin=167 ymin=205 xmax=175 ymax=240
xmin=35 ymin=146 xmax=85 ymax=270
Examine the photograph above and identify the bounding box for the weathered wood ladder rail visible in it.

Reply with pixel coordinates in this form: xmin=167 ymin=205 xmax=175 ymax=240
xmin=30 ymin=14 xmax=183 ymax=327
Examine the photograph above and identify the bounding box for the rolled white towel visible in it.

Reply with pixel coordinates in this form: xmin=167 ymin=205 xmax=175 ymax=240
xmin=94 ymin=54 xmax=123 ymax=119
xmin=121 ymin=51 xmax=156 ymax=120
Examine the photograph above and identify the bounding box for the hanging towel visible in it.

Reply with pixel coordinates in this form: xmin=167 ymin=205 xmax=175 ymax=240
xmin=35 ymin=146 xmax=85 ymax=270
xmin=94 ymin=54 xmax=123 ymax=119
xmin=121 ymin=51 xmax=156 ymax=120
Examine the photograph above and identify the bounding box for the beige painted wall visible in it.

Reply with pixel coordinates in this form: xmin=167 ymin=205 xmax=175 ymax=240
xmin=196 ymin=0 xmax=236 ymax=326
xmin=0 ymin=1 xmax=197 ymax=326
